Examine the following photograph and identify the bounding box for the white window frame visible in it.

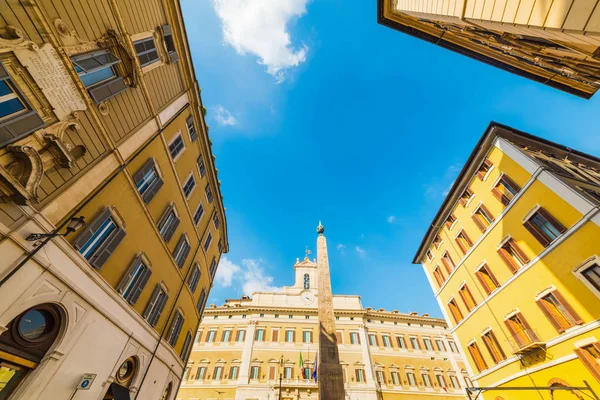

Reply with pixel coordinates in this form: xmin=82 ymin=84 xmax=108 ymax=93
xmin=573 ymin=255 xmax=600 ymax=299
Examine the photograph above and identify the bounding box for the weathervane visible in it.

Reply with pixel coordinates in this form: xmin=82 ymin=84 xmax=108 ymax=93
xmin=304 ymin=246 xmax=311 ymax=260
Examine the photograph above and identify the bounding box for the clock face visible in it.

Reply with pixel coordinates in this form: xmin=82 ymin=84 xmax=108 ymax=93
xmin=302 ymin=292 xmax=314 ymax=304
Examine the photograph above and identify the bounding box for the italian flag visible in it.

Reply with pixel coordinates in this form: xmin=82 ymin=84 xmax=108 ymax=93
xmin=298 ymin=352 xmax=304 ymax=378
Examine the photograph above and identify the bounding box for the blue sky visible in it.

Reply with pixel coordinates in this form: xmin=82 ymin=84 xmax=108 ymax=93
xmin=182 ymin=0 xmax=600 ymax=318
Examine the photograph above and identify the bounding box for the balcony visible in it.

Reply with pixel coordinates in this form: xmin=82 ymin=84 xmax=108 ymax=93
xmin=507 ymin=329 xmax=545 ymax=354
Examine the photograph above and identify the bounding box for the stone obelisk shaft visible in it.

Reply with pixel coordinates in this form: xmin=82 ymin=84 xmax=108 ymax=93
xmin=316 ymin=228 xmax=345 ymax=399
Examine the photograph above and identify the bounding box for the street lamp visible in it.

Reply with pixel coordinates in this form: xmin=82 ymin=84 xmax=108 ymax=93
xmin=278 ymin=355 xmax=283 ymax=400
xmin=26 ymin=216 xmax=85 ymax=241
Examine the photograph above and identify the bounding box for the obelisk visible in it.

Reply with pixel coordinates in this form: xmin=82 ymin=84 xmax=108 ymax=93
xmin=316 ymin=222 xmax=345 ymax=399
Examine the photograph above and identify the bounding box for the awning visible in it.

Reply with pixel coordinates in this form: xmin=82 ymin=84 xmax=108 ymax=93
xmin=108 ymin=383 xmax=131 ymax=400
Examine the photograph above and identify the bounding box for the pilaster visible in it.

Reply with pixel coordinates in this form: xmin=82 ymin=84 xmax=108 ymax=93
xmin=237 ymin=320 xmax=257 ymax=384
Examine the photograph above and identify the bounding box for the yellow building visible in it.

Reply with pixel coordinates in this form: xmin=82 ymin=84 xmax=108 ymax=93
xmin=377 ymin=0 xmax=600 ymax=99
xmin=413 ymin=122 xmax=600 ymax=399
xmin=0 ymin=0 xmax=226 ymax=399
xmin=178 ymin=232 xmax=469 ymax=400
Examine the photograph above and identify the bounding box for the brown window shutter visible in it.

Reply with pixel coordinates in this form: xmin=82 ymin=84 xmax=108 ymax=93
xmin=355 ymin=369 xmax=359 ymax=382
xmin=511 ymin=240 xmax=530 ymax=264
xmin=272 ymin=330 xmax=278 ymax=342
xmin=458 ymin=290 xmax=470 ymax=311
xmin=524 ymin=220 xmax=551 ymax=247
xmin=269 ymin=366 xmax=275 ymax=380
xmin=336 ymin=331 xmax=342 ymax=343
xmin=516 ymin=312 xmax=538 ymax=341
xmin=472 ymin=214 xmax=486 ymax=233
xmin=357 ymin=333 xmax=361 ymax=345
xmin=491 ymin=186 xmax=506 ymax=205
xmin=575 ymin=347 xmax=600 ymax=382
xmin=88 ymin=77 xmax=128 ymax=104
xmin=553 ymin=290 xmax=584 ymax=325
xmin=310 ymin=331 xmax=313 ymax=343
xmin=342 ymin=368 xmax=347 ymax=382
xmin=480 ymin=204 xmax=494 ymax=220
xmin=293 ymin=330 xmax=296 ymax=342
xmin=476 ymin=170 xmax=485 ymax=180
xmin=497 ymin=247 xmax=518 ymax=274
xmin=455 ymin=237 xmax=467 ymax=255
xmin=537 ymin=207 xmax=567 ymax=234
xmin=375 ymin=335 xmax=379 ymax=346
xmin=475 ymin=270 xmax=491 ymax=295
xmin=459 ymin=197 xmax=467 ymax=207
xmin=503 ymin=175 xmax=521 ymax=193
xmin=463 ymin=230 xmax=473 ymax=246
xmin=536 ymin=297 xmax=564 ymax=333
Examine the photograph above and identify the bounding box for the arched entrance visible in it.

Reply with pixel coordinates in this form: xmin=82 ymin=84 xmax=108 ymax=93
xmin=0 ymin=304 xmax=63 ymax=399
xmin=102 ymin=357 xmax=138 ymax=400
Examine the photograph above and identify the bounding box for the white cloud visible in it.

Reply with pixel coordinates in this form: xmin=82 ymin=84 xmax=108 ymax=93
xmin=214 ymin=256 xmax=241 ymax=287
xmin=355 ymin=246 xmax=366 ymax=257
xmin=336 ymin=243 xmax=346 ymax=255
xmin=423 ymin=164 xmax=461 ymax=199
xmin=387 ymin=216 xmax=396 ymax=224
xmin=213 ymin=105 xmax=238 ymax=126
xmin=241 ymin=259 xmax=283 ymax=294
xmin=213 ymin=0 xmax=309 ymax=82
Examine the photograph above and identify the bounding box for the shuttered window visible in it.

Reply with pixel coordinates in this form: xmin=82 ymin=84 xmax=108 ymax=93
xmin=504 ymin=313 xmax=539 ymax=349
xmin=183 ymin=173 xmax=196 ymax=198
xmin=436 ymin=374 xmax=446 ymax=387
xmin=423 ymin=337 xmax=433 ymax=350
xmin=537 ymin=291 xmax=583 ymax=333
xmin=256 ymin=329 xmax=265 ymax=341
xmin=180 ymin=331 xmax=193 ymax=360
xmin=272 ymin=330 xmax=279 ymax=342
xmin=575 ymin=343 xmax=600 ymax=383
xmin=157 ymin=205 xmax=180 ymax=242
xmin=213 ymin=214 xmax=220 ymax=229
xmin=187 ymin=263 xmax=201 ymax=293
xmin=173 ymin=235 xmax=191 ymax=268
xmin=350 ymin=332 xmax=360 ymax=344
xmin=168 ymin=133 xmax=185 ymax=160
xmin=475 ymin=264 xmax=500 ymax=295
xmin=458 ymin=284 xmax=477 ymax=311
xmin=161 ymin=25 xmax=179 ymax=63
xmin=222 ymin=330 xmax=232 ymax=342
xmin=74 ymin=207 xmax=126 ymax=269
xmin=472 ymin=204 xmax=494 ymax=232
xmin=449 ymin=341 xmax=458 ymax=353
xmin=250 ymin=366 xmax=260 ymax=379
xmin=432 ymin=266 xmax=445 ymax=288
xmin=455 ymin=230 xmax=473 ymax=255
xmin=117 ymin=256 xmax=152 ymax=305
xmin=196 ymin=366 xmax=206 ymax=380
xmin=71 ymin=50 xmax=127 ymax=104
xmin=193 ymin=203 xmax=204 ymax=225
xmin=166 ymin=311 xmax=184 ymax=347
xmin=482 ymin=330 xmax=506 ymax=364
xmin=186 ymin=115 xmax=198 ymax=141
xmin=498 ymin=238 xmax=529 ymax=273
xmin=435 ymin=339 xmax=446 ymax=352
xmin=286 ymin=330 xmax=294 ymax=343
xmin=422 ymin=373 xmax=432 ymax=387
xmin=441 ymin=252 xmax=455 ymax=274
xmin=214 ymin=366 xmax=223 ymax=380
xmin=433 ymin=235 xmax=442 ymax=248
xmin=355 ymin=369 xmax=365 ymax=382
xmin=467 ymin=341 xmax=487 ymax=372
xmin=476 ymin=159 xmax=493 ymax=180
xmin=236 ymin=330 xmax=245 ymax=342
xmin=376 ymin=370 xmax=385 ymax=384
xmin=197 ymin=155 xmax=207 ymax=177
xmin=448 ymin=298 xmax=463 ymax=324
xmin=492 ymin=175 xmax=520 ymax=206
xmin=582 ymin=263 xmax=600 ymax=292
xmin=134 ymin=37 xmax=160 ymax=67
xmin=524 ymin=207 xmax=566 ymax=246
xmin=0 ymin=61 xmax=45 ymax=146
xmin=391 ymin=371 xmax=400 ymax=385
xmin=284 ymin=367 xmax=292 ymax=379
xmin=383 ymin=335 xmax=391 ymax=347
xmin=336 ymin=331 xmax=342 ymax=344
xmin=230 ymin=366 xmax=239 ymax=379
xmin=203 ymin=232 xmax=213 ymax=251
xmin=406 ymin=372 xmax=416 ymax=386
xmin=459 ymin=188 xmax=474 ymax=207
xmin=143 ymin=284 xmax=169 ymax=327
xmin=205 ymin=184 xmax=214 ymax=203
xmin=449 ymin=375 xmax=460 ymax=388
xmin=209 ymin=257 xmax=217 ymax=278
xmin=410 ymin=337 xmax=420 ymax=349
xmin=196 ymin=288 xmax=207 ymax=313
xmin=445 ymin=214 xmax=456 ymax=229
xmin=133 ymin=158 xmax=163 ymax=203
xmin=303 ymin=331 xmax=312 ymax=343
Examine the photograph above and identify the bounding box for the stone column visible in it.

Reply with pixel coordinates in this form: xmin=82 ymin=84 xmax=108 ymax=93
xmin=238 ymin=320 xmax=257 ymax=384
xmin=315 ymin=223 xmax=345 ymax=400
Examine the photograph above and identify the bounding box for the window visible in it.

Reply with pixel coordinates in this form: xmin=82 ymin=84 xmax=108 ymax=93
xmin=75 ymin=208 xmax=126 ymax=269
xmin=304 ymin=367 xmax=311 ymax=380
xmin=449 ymin=375 xmax=460 ymax=388
xmin=475 ymin=264 xmax=500 ymax=295
xmin=445 ymin=214 xmax=456 ymax=229
xmin=336 ymin=331 xmax=343 ymax=344
xmin=432 ymin=266 xmax=446 ymax=287
xmin=426 ymin=250 xmax=434 ymax=261
xmin=71 ymin=50 xmax=127 ymax=104
xmin=303 ymin=331 xmax=312 ymax=343
xmin=472 ymin=205 xmax=495 ymax=232
xmin=186 ymin=115 xmax=197 ymax=141
xmin=173 ymin=235 xmax=191 ymax=268
xmin=203 ymin=232 xmax=212 ymax=251
xmin=498 ymin=238 xmax=529 ymax=273
xmin=206 ymin=330 xmax=216 ymax=343
xmin=133 ymin=158 xmax=163 ymax=203
xmin=581 ymin=262 xmax=600 ymax=293
xmin=196 ymin=366 xmax=206 ymax=380
xmin=423 ymin=337 xmax=433 ymax=351
xmin=180 ymin=332 xmax=193 ymax=360
xmin=368 ymin=334 xmax=378 ymax=346
xmin=391 ymin=371 xmax=400 ymax=385
xmin=143 ymin=284 xmax=168 ymax=327
xmin=289 ymin=315 xmax=294 ymax=319
xmin=575 ymin=343 xmax=600 ymax=383
xmin=482 ymin=330 xmax=506 ymax=364
xmin=236 ymin=330 xmax=245 ymax=342
xmin=355 ymin=369 xmax=365 ymax=383
xmin=134 ymin=37 xmax=160 ymax=67
xmin=376 ymin=370 xmax=385 ymax=384
xmin=492 ymin=175 xmax=521 ymax=206
xmin=477 ymin=159 xmax=493 ymax=180
xmin=210 ymin=257 xmax=217 ymax=278
xmin=205 ymin=184 xmax=214 ymax=203
xmin=435 ymin=339 xmax=446 ymax=352
xmin=212 ymin=213 xmax=220 ymax=229
xmin=422 ymin=373 xmax=432 ymax=387
xmin=406 ymin=372 xmax=416 ymax=386
xmin=467 ymin=341 xmax=487 ymax=372
xmin=230 ymin=366 xmax=239 ymax=380
xmin=166 ymin=312 xmax=184 ymax=347
xmin=441 ymin=252 xmax=455 ymax=274
xmin=537 ymin=291 xmax=583 ymax=332
xmin=433 ymin=235 xmax=442 ymax=248
xmin=449 ymin=341 xmax=458 ymax=353
xmin=448 ymin=298 xmax=464 ymax=324
xmin=396 ymin=336 xmax=406 ymax=348
xmin=193 ymin=203 xmax=204 ymax=225
xmin=197 ymin=155 xmax=206 ymax=177
xmin=196 ymin=289 xmax=206 ymax=313
xmin=250 ymin=366 xmax=260 ymax=380
xmin=168 ymin=133 xmax=185 ymax=160
xmin=304 ymin=273 xmax=310 ymax=289
xmin=284 ymin=367 xmax=292 ymax=379
xmin=272 ymin=330 xmax=279 ymax=342
xmin=505 ymin=313 xmax=540 ymax=349
xmin=161 ymin=25 xmax=179 ymax=63
xmin=183 ymin=174 xmax=196 ymax=198
xmin=255 ymin=329 xmax=265 ymax=341
xmin=275 ymin=314 xmax=279 ymax=319
xmin=350 ymin=332 xmax=360 ymax=344
xmin=459 ymin=188 xmax=474 ymax=207
xmin=410 ymin=337 xmax=420 ymax=350
xmin=157 ymin=205 xmax=180 ymax=242
xmin=222 ymin=330 xmax=231 ymax=342
xmin=524 ymin=208 xmax=566 ymax=246
xmin=213 ymin=366 xmax=223 ymax=380
xmin=183 ymin=367 xmax=190 ymax=380
xmin=383 ymin=335 xmax=391 ymax=348
xmin=187 ymin=263 xmax=201 ymax=293
xmin=455 ymin=230 xmax=473 ymax=255
xmin=436 ymin=374 xmax=446 ymax=387
xmin=286 ymin=330 xmax=294 ymax=343
xmin=117 ymin=256 xmax=152 ymax=305
xmin=458 ymin=284 xmax=477 ymax=311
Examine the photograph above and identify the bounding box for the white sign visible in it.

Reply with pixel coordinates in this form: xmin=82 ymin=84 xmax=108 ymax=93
xmin=77 ymin=373 xmax=97 ymax=390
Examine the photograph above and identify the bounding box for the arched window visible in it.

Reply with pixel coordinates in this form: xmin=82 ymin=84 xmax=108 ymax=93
xmin=0 ymin=304 xmax=63 ymax=399
xmin=303 ymin=274 xmax=310 ymax=289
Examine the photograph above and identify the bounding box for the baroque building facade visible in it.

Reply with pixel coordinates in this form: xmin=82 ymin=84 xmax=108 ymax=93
xmin=378 ymin=0 xmax=600 ymax=98
xmin=413 ymin=122 xmax=600 ymax=398
xmin=0 ymin=0 xmax=226 ymax=399
xmin=178 ymin=239 xmax=469 ymax=400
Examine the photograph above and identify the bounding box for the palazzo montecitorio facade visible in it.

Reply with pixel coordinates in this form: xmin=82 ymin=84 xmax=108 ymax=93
xmin=0 ymin=0 xmax=226 ymax=399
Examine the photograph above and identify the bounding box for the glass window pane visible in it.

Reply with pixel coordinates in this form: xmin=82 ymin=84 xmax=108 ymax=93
xmin=77 ymin=57 xmax=102 ymax=72
xmin=80 ymin=67 xmax=115 ymax=88
xmin=0 ymin=97 xmax=25 ymax=119
xmin=0 ymin=81 xmax=13 ymax=97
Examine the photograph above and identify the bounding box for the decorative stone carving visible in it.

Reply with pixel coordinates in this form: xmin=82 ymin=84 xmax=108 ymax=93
xmin=0 ymin=26 xmax=39 ymax=54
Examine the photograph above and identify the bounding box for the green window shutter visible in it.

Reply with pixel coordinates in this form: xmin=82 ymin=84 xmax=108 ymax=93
xmin=88 ymin=77 xmax=128 ymax=104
